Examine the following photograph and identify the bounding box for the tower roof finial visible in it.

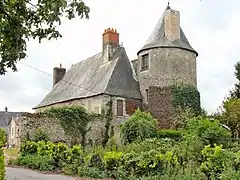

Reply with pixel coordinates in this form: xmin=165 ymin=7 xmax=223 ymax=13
xmin=166 ymin=0 xmax=171 ymax=9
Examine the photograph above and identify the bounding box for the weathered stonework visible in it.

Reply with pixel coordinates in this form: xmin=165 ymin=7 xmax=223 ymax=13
xmin=137 ymin=48 xmax=197 ymax=104
xmin=26 ymin=95 xmax=141 ymax=146
xmin=148 ymin=86 xmax=173 ymax=129
xmin=20 ymin=114 xmax=68 ymax=143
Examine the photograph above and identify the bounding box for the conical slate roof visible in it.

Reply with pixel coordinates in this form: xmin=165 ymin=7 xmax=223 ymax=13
xmin=137 ymin=4 xmax=197 ymax=56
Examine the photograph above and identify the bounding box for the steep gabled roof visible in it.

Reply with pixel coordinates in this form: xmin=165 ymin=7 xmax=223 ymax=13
xmin=0 ymin=111 xmax=20 ymax=128
xmin=137 ymin=5 xmax=197 ymax=55
xmin=34 ymin=47 xmax=142 ymax=109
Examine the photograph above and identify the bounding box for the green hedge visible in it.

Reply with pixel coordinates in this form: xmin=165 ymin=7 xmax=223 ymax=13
xmin=0 ymin=131 xmax=5 ymax=180
xmin=156 ymin=129 xmax=182 ymax=141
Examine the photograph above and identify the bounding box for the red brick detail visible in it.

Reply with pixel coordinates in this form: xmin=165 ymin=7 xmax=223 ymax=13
xmin=102 ymin=28 xmax=119 ymax=45
xmin=126 ymin=99 xmax=142 ymax=116
xmin=148 ymin=86 xmax=173 ymax=129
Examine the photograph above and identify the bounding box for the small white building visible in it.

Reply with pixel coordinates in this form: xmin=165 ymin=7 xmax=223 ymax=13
xmin=8 ymin=115 xmax=21 ymax=147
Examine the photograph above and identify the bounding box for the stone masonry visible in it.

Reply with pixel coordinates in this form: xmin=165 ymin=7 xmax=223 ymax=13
xmin=137 ymin=48 xmax=197 ymax=104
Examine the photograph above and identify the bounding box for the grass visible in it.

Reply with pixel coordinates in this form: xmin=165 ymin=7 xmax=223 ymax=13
xmin=3 ymin=147 xmax=19 ymax=160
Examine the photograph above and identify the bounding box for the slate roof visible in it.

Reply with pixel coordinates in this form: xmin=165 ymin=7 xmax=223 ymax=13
xmin=137 ymin=4 xmax=197 ymax=55
xmin=0 ymin=111 xmax=20 ymax=128
xmin=34 ymin=47 xmax=142 ymax=109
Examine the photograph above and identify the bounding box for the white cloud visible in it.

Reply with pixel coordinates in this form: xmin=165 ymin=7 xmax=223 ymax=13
xmin=0 ymin=0 xmax=239 ymax=114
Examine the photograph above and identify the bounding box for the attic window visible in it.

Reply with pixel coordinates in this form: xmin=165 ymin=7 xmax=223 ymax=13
xmin=141 ymin=54 xmax=149 ymax=71
xmin=117 ymin=99 xmax=124 ymax=116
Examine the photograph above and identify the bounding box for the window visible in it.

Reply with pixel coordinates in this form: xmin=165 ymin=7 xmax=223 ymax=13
xmin=117 ymin=99 xmax=124 ymax=116
xmin=146 ymin=89 xmax=149 ymax=102
xmin=141 ymin=54 xmax=149 ymax=71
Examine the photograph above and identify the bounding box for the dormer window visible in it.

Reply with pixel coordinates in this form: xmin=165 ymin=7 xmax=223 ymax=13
xmin=141 ymin=54 xmax=149 ymax=71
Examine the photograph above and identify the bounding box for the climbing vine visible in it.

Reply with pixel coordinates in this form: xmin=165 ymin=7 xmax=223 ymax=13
xmin=171 ymin=84 xmax=201 ymax=115
xmin=102 ymin=97 xmax=113 ymax=147
xmin=45 ymin=105 xmax=92 ymax=148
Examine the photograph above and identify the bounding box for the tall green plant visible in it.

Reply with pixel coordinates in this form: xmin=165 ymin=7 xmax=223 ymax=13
xmin=0 ymin=128 xmax=6 ymax=147
xmin=121 ymin=109 xmax=157 ymax=144
xmin=0 ymin=131 xmax=5 ymax=180
xmin=185 ymin=117 xmax=231 ymax=146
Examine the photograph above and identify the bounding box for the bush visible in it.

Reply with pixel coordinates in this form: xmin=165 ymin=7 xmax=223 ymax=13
xmin=32 ymin=128 xmax=50 ymax=142
xmin=0 ymin=148 xmax=5 ymax=180
xmin=77 ymin=166 xmax=109 ymax=179
xmin=185 ymin=117 xmax=232 ymax=146
xmin=17 ymin=154 xmax=55 ymax=171
xmin=200 ymin=145 xmax=235 ymax=179
xmin=121 ymin=109 xmax=157 ymax=144
xmin=0 ymin=128 xmax=6 ymax=146
xmin=156 ymin=129 xmax=183 ymax=141
xmin=103 ymin=151 xmax=123 ymax=171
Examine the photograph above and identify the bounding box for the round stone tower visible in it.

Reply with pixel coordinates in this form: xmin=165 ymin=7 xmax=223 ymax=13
xmin=136 ymin=4 xmax=198 ymax=104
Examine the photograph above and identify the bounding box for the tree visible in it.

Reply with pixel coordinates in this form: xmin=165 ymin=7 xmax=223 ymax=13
xmin=229 ymin=62 xmax=240 ymax=99
xmin=0 ymin=0 xmax=90 ymax=74
xmin=221 ymin=98 xmax=240 ymax=138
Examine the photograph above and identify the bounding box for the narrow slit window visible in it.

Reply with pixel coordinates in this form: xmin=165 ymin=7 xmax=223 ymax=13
xmin=146 ymin=89 xmax=149 ymax=102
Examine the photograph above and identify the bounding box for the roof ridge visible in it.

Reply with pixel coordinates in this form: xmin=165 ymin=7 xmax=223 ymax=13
xmin=73 ymin=52 xmax=102 ymax=67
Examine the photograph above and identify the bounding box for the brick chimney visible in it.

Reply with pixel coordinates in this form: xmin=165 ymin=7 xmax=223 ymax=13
xmin=53 ymin=63 xmax=66 ymax=86
xmin=102 ymin=28 xmax=119 ymax=63
xmin=164 ymin=8 xmax=180 ymax=41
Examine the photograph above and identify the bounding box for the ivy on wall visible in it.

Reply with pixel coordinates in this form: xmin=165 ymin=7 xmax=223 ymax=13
xmin=45 ymin=105 xmax=92 ymax=148
xmin=102 ymin=97 xmax=113 ymax=147
xmin=171 ymin=84 xmax=201 ymax=116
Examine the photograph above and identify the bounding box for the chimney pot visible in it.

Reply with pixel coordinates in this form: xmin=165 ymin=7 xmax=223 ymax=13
xmin=53 ymin=66 xmax=66 ymax=86
xmin=5 ymin=106 xmax=7 ymax=112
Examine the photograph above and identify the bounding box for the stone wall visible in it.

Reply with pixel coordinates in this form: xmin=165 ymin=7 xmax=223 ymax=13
xmin=21 ymin=95 xmax=141 ymax=146
xmin=19 ymin=113 xmax=106 ymax=146
xmin=20 ymin=113 xmax=68 ymax=143
xmin=148 ymin=86 xmax=173 ymax=129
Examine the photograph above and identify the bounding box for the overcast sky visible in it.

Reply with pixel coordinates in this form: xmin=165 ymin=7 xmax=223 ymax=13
xmin=0 ymin=0 xmax=239 ymax=113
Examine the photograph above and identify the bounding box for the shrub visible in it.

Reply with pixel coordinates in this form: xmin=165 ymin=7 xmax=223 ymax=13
xmin=20 ymin=141 xmax=38 ymax=156
xmin=185 ymin=117 xmax=232 ymax=146
xmin=18 ymin=154 xmax=55 ymax=171
xmin=121 ymin=109 xmax=157 ymax=144
xmin=200 ymin=145 xmax=234 ymax=179
xmin=77 ymin=166 xmax=109 ymax=179
xmin=103 ymin=151 xmax=123 ymax=171
xmin=32 ymin=128 xmax=50 ymax=142
xmin=0 ymin=148 xmax=5 ymax=180
xmin=156 ymin=129 xmax=182 ymax=141
xmin=0 ymin=128 xmax=6 ymax=146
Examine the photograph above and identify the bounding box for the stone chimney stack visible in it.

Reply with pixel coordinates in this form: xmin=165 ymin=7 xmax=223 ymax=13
xmin=164 ymin=8 xmax=180 ymax=41
xmin=102 ymin=28 xmax=119 ymax=63
xmin=53 ymin=63 xmax=66 ymax=86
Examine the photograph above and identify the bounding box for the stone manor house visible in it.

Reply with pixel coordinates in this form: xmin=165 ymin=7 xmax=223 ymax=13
xmin=33 ymin=4 xmax=198 ymax=126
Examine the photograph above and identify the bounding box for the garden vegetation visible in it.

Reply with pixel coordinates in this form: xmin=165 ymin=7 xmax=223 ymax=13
xmin=8 ymin=105 xmax=240 ymax=180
